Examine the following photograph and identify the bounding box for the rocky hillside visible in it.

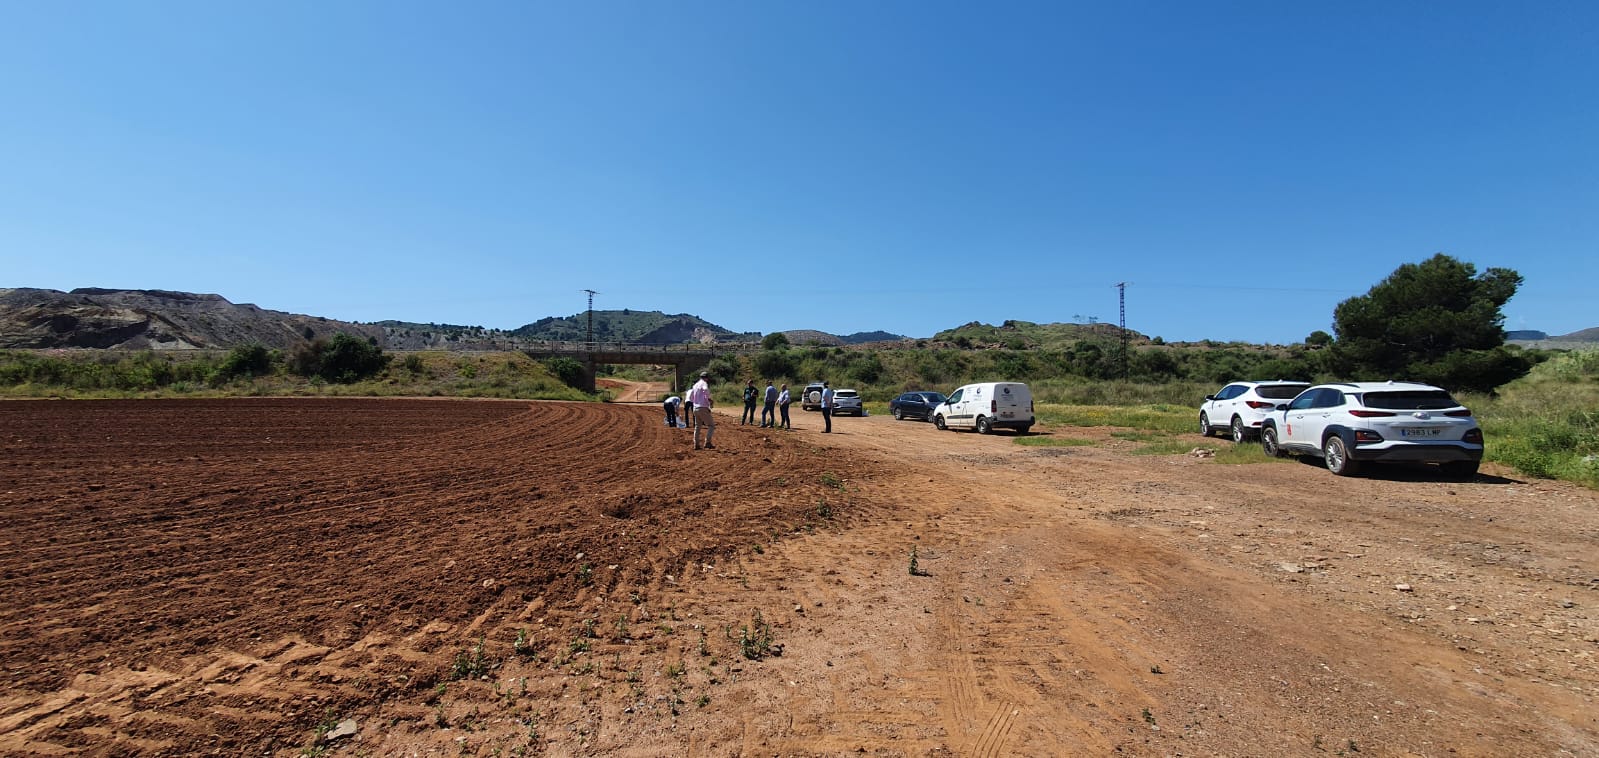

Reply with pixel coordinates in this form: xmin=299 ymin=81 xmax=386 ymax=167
xmin=0 ymin=288 xmax=385 ymax=350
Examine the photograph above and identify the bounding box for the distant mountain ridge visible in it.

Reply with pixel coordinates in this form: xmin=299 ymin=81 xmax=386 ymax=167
xmin=7 ymin=286 xmax=1583 ymax=352
xmin=512 ymin=310 xmax=759 ymax=345
xmin=0 ymin=289 xmax=892 ymax=350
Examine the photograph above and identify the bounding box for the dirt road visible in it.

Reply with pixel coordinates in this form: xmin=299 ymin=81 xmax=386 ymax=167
xmin=1 ymin=400 xmax=1594 ymax=756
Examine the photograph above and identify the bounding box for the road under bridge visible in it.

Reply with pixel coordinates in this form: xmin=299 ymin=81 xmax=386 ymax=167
xmin=522 ymin=342 xmax=735 ymax=394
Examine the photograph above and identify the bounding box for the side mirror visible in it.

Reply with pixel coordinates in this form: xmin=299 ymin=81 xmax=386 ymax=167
xmin=1275 ymin=404 xmax=1289 ymax=411
xmin=1204 ymin=395 xmax=1215 ymax=401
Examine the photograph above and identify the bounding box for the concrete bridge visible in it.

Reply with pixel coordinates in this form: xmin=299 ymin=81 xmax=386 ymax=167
xmin=522 ymin=341 xmax=742 ymax=393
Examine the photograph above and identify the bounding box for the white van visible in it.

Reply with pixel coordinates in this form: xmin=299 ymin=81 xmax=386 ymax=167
xmin=932 ymin=382 xmax=1034 ymax=434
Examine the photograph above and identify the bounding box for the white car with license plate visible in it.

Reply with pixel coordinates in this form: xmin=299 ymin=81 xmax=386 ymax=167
xmin=1259 ymin=381 xmax=1483 ymax=479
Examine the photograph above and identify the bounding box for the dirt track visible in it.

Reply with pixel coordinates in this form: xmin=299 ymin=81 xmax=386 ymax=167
xmin=1 ymin=399 xmax=1595 ymax=756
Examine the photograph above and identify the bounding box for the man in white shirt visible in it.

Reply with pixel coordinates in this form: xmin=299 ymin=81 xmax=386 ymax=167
xmin=820 ymin=381 xmax=835 ymax=433
xmin=777 ymin=383 xmax=792 ymax=430
xmin=690 ymin=371 xmax=715 ymax=449
xmin=663 ymin=394 xmax=682 ymax=427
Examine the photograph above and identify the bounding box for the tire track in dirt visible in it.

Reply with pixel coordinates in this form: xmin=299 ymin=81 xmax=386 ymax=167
xmin=0 ymin=399 xmax=854 ymax=755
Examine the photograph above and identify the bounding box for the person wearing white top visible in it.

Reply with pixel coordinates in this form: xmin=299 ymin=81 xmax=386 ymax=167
xmin=777 ymin=384 xmax=792 ymax=430
xmin=663 ymin=394 xmax=682 ymax=427
xmin=820 ymin=381 xmax=835 ymax=433
xmin=690 ymin=372 xmax=715 ymax=449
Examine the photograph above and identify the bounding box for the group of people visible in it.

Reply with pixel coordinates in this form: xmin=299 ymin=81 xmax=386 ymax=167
xmin=661 ymin=371 xmax=721 ymax=450
xmin=741 ymin=378 xmax=792 ymax=429
xmin=665 ymin=373 xmax=798 ymax=451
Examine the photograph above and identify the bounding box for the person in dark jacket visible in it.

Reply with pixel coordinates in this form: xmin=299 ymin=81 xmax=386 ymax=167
xmin=741 ymin=379 xmax=759 ymax=425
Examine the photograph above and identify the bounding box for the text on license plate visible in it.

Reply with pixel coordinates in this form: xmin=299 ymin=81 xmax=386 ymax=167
xmin=1000 ymin=412 xmax=1014 ymax=418
xmin=1399 ymin=427 xmax=1442 ymax=438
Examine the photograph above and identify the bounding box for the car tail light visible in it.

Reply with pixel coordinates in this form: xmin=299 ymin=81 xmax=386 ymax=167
xmin=991 ymin=400 xmax=997 ymax=413
xmin=1348 ymin=410 xmax=1396 ymax=417
xmin=1245 ymin=401 xmax=1275 ymax=409
xmin=1354 ymin=430 xmax=1384 ymax=443
xmin=1463 ymin=428 xmax=1483 ymax=444
xmin=1445 ymin=409 xmax=1473 ymax=417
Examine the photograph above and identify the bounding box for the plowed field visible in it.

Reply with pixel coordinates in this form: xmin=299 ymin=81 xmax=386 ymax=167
xmin=2 ymin=398 xmax=1596 ymax=757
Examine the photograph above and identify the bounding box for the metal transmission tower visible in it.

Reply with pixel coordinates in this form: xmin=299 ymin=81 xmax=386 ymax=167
xmin=1115 ymin=282 xmax=1131 ymax=378
xmin=582 ymin=289 xmax=599 ymax=350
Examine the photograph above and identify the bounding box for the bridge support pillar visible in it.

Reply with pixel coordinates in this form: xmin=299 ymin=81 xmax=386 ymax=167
xmin=582 ymin=358 xmax=597 ymax=394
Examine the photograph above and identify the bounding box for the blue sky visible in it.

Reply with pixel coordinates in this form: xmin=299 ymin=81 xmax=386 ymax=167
xmin=2 ymin=1 xmax=1594 ymax=343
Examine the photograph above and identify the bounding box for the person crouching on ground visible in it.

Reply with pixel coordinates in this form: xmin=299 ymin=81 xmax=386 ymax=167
xmin=663 ymin=394 xmax=681 ymax=427
xmin=691 ymin=371 xmax=715 ymax=449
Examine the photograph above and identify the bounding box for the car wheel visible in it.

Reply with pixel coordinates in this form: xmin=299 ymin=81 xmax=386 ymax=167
xmin=933 ymin=414 xmax=947 ymax=430
xmin=1441 ymin=461 xmax=1479 ymax=481
xmin=893 ymin=408 xmax=904 ymax=421
xmin=1018 ymin=424 xmax=1032 ymax=435
xmin=1261 ymin=426 xmax=1286 ymax=458
xmin=1323 ymin=436 xmax=1360 ymax=477
xmin=1230 ymin=416 xmax=1247 ymax=444
xmin=976 ymin=416 xmax=991 ymax=435
xmin=1199 ymin=412 xmax=1213 ymax=437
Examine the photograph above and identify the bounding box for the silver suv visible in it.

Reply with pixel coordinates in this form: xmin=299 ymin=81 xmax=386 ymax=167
xmin=1200 ymin=380 xmax=1311 ymax=443
xmin=832 ymin=389 xmax=864 ymax=416
xmin=1259 ymin=381 xmax=1483 ymax=479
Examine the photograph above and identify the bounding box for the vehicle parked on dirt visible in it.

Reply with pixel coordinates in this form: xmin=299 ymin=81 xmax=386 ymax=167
xmin=832 ymin=389 xmax=864 ymax=416
xmin=932 ymin=382 xmax=1034 ymax=434
xmin=801 ymin=382 xmax=826 ymax=411
xmin=1259 ymin=381 xmax=1483 ymax=479
xmin=889 ymin=391 xmax=947 ymax=421
xmin=1200 ymin=380 xmax=1311 ymax=442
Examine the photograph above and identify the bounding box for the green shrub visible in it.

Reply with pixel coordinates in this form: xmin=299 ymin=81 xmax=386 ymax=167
xmin=289 ymin=334 xmax=390 ymax=383
xmin=215 ymin=344 xmax=274 ymax=382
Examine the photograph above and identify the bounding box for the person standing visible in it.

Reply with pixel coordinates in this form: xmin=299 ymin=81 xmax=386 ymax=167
xmin=777 ymin=383 xmax=792 ymax=430
xmin=820 ymin=381 xmax=835 ymax=433
xmin=683 ymin=388 xmax=695 ymax=430
xmin=663 ymin=394 xmax=681 ymax=428
xmin=760 ymin=380 xmax=778 ymax=427
xmin=691 ymin=371 xmax=715 ymax=449
xmin=741 ymin=379 xmax=758 ymax=425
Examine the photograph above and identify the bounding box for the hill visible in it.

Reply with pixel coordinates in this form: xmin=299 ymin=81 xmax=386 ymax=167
xmin=1557 ymin=327 xmax=1599 ymax=342
xmin=932 ymin=320 xmax=1145 ymax=350
xmin=0 ymin=288 xmax=385 ymax=350
xmin=511 ymin=310 xmax=759 ymax=345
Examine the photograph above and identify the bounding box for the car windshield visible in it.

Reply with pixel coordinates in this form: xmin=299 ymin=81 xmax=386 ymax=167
xmin=837 ymin=391 xmax=858 ymax=398
xmin=923 ymin=393 xmax=946 ymax=403
xmin=1360 ymin=390 xmax=1460 ymax=411
xmin=1256 ymin=384 xmax=1310 ymax=399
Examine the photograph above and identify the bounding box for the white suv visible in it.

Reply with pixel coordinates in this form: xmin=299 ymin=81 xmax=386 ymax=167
xmin=1200 ymin=381 xmax=1311 ymax=443
xmin=1259 ymin=381 xmax=1483 ymax=479
xmin=832 ymin=389 xmax=864 ymax=416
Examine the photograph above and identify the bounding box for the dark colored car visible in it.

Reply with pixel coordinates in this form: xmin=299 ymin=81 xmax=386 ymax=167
xmin=889 ymin=391 xmax=948 ymax=421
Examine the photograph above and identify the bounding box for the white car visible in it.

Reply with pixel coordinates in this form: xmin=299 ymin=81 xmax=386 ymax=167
xmin=1259 ymin=381 xmax=1484 ymax=479
xmin=1200 ymin=380 xmax=1311 ymax=443
xmin=832 ymin=389 xmax=864 ymax=416
xmin=932 ymin=382 xmax=1034 ymax=434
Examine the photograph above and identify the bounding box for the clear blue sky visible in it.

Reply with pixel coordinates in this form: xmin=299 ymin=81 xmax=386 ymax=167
xmin=2 ymin=1 xmax=1594 ymax=343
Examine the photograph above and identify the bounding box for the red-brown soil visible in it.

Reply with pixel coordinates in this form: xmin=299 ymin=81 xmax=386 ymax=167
xmin=1 ymin=399 xmax=1595 ymax=756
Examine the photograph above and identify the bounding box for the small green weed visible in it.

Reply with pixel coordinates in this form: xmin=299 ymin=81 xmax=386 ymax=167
xmin=450 ymin=636 xmax=491 ymax=680
xmin=735 ymin=611 xmax=776 ymax=660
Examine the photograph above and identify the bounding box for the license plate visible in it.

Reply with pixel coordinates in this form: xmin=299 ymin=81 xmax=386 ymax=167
xmin=1399 ymin=427 xmax=1441 ymax=438
xmin=1001 ymin=412 xmax=1013 ymax=418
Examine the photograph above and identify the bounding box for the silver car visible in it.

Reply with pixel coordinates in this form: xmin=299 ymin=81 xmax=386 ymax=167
xmin=831 ymin=389 xmax=864 ymax=416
